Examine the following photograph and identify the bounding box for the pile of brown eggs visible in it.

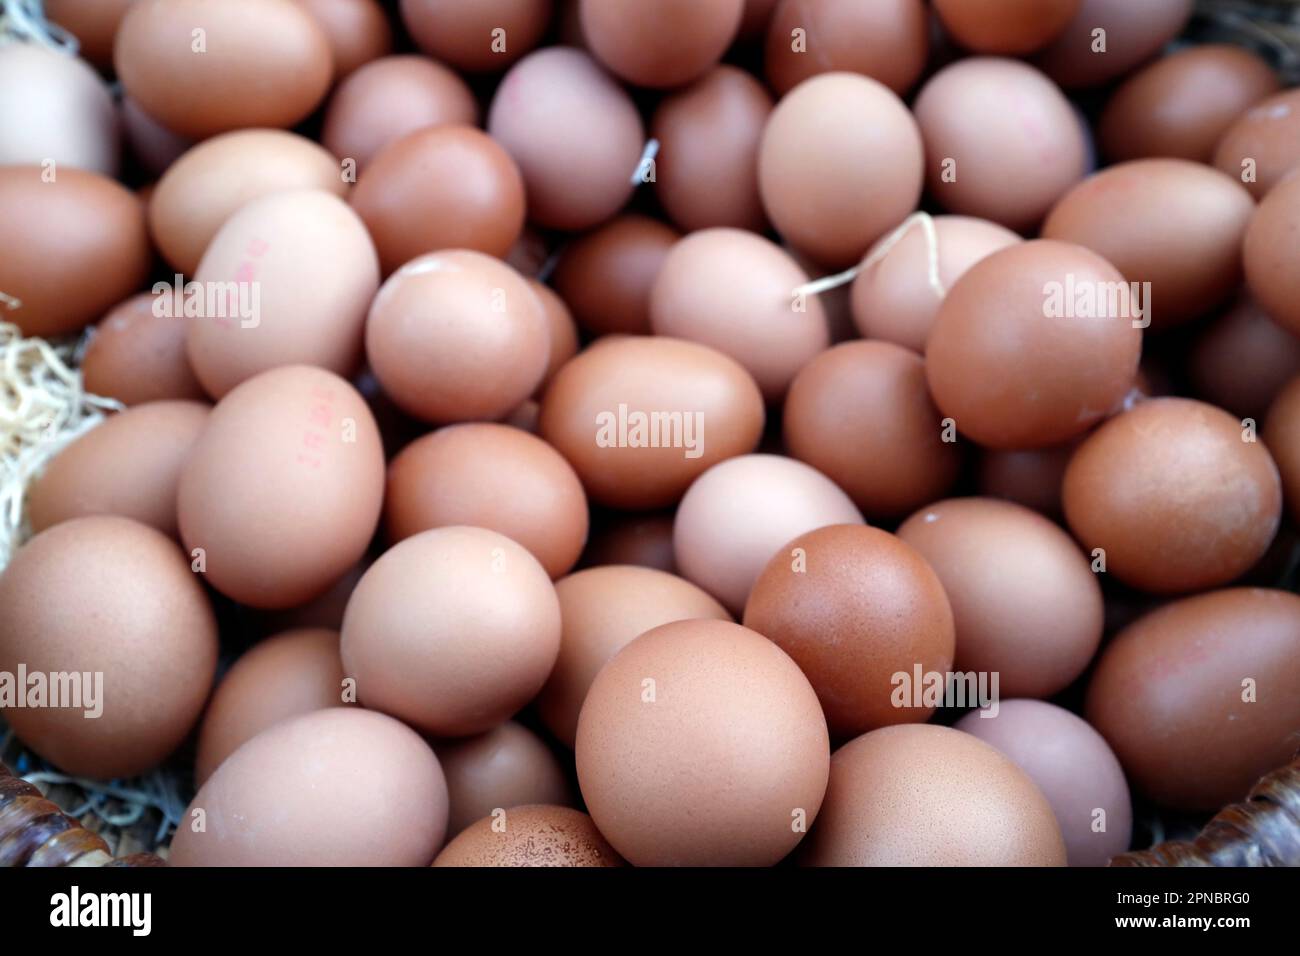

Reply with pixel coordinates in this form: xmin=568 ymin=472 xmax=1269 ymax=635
xmin=1 ymin=0 xmax=1299 ymax=868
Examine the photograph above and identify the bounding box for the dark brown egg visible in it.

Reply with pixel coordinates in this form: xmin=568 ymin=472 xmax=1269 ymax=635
xmin=296 ymin=0 xmax=392 ymax=78
xmin=897 ymin=497 xmax=1103 ymax=699
xmin=784 ymin=341 xmax=961 ymax=519
xmin=45 ymin=0 xmax=135 ymax=68
xmin=401 ymin=0 xmax=552 ymax=72
xmin=580 ymin=513 xmax=677 ymax=572
xmin=1035 ymin=0 xmax=1194 ymax=89
xmin=743 ymin=525 xmax=955 ymax=739
xmin=579 ymin=0 xmax=743 ymax=88
xmin=551 ymin=215 xmax=679 ymax=335
xmin=1243 ymin=172 xmax=1300 ymax=338
xmin=1063 ymin=398 xmax=1282 ymax=594
xmin=82 ymin=293 xmax=206 ymax=406
xmin=976 ymin=445 xmax=1073 ymax=517
xmin=1099 ymin=45 xmax=1279 ymax=163
xmin=925 ymin=240 xmax=1142 ymax=449
xmin=1214 ymin=88 xmax=1300 ymax=200
xmin=933 ymin=0 xmax=1079 ymax=55
xmin=1264 ymin=376 xmax=1300 ymax=524
xmin=433 ymin=806 xmax=623 ymax=867
xmin=1086 ymin=588 xmax=1300 ymax=811
xmin=1191 ymin=299 xmax=1300 ymax=421
xmin=575 ymin=619 xmax=830 ymax=866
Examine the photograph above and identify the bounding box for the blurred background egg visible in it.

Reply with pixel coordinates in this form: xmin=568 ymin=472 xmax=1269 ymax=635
xmin=1214 ymin=88 xmax=1300 ymax=200
xmin=1034 ymin=0 xmax=1194 ymax=88
xmin=551 ymin=215 xmax=679 ymax=335
xmin=401 ymin=0 xmax=552 ymax=72
xmin=579 ymin=0 xmax=742 ymax=89
xmin=296 ymin=0 xmax=392 ymax=79
xmin=933 ymin=0 xmax=1080 ymax=55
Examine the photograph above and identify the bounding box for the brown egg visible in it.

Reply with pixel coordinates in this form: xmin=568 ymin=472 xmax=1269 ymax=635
xmin=802 ymin=724 xmax=1067 ymax=866
xmin=651 ymin=66 xmax=771 ymax=233
xmin=172 ymin=709 xmax=448 ymax=866
xmin=765 ymin=0 xmax=928 ymax=96
xmin=27 ymin=401 xmax=209 ymax=538
xmin=538 ymin=565 xmax=730 ymax=748
xmin=488 ymin=48 xmax=643 ymax=231
xmin=0 ymin=43 xmax=119 ymax=177
xmin=1191 ymin=299 xmax=1300 ymax=421
xmin=933 ymin=0 xmax=1079 ymax=55
xmin=914 ymin=58 xmax=1089 ymax=231
xmin=784 ymin=341 xmax=961 ymax=518
xmin=188 ymin=190 xmax=379 ymax=398
xmin=296 ymin=0 xmax=392 ymax=78
xmin=114 ymin=0 xmax=332 ymax=139
xmin=0 ymin=166 xmax=149 ymax=338
xmin=178 ymin=366 xmax=385 ymax=608
xmin=1035 ymin=0 xmax=1194 ymax=89
xmin=365 ymin=251 xmax=549 ymax=422
xmin=758 ymin=73 xmax=923 ymax=268
xmin=45 ymin=0 xmax=135 ymax=68
xmin=1244 ymin=173 xmax=1300 ymax=337
xmin=149 ymin=130 xmax=346 ymax=276
xmin=341 ymin=526 xmax=560 ymax=736
xmin=674 ymin=454 xmax=863 ymax=614
xmin=551 ymin=215 xmax=679 ymax=335
xmin=385 ymin=423 xmax=588 ymax=578
xmin=576 ymin=619 xmax=829 ymax=866
xmin=194 ymin=628 xmax=350 ymax=786
xmin=897 ymin=498 xmax=1103 ymax=699
xmin=121 ymin=96 xmax=192 ymax=177
xmin=925 ymin=240 xmax=1142 ymax=449
xmin=739 ymin=0 xmax=779 ymax=38
xmin=1087 ymin=588 xmax=1300 ymax=811
xmin=539 ymin=336 xmax=765 ymax=509
xmin=850 ymin=215 xmax=1021 ymax=353
xmin=1063 ymin=398 xmax=1282 ymax=594
xmin=322 ymin=55 xmax=477 ymax=176
xmin=531 ymin=282 xmax=579 ymax=390
xmin=82 ymin=294 xmax=206 ymax=405
xmin=0 ymin=516 xmax=217 ymax=779
xmin=580 ymin=513 xmax=677 ymax=572
xmin=744 ymin=525 xmax=954 ymax=738
xmin=401 ymin=0 xmax=552 ymax=72
xmin=956 ymin=700 xmax=1131 ymax=867
xmin=977 ymin=445 xmax=1073 ymax=517
xmin=434 ymin=723 xmax=574 ymax=837
xmin=1099 ymin=45 xmax=1279 ymax=164
xmin=1214 ymin=88 xmax=1300 ymax=200
xmin=649 ymin=229 xmax=829 ymax=401
xmin=580 ymin=0 xmax=742 ymax=89
xmin=351 ymin=126 xmax=525 ymax=273
xmin=433 ymin=805 xmax=623 ymax=867
xmin=1042 ymin=159 xmax=1254 ymax=329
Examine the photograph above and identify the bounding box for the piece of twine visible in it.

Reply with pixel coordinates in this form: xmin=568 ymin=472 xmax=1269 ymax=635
xmin=791 ymin=211 xmax=946 ymax=301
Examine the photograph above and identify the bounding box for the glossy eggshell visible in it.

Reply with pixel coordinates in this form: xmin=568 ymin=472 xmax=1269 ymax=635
xmin=1043 ymin=159 xmax=1254 ymax=329
xmin=744 ymin=525 xmax=955 ymax=738
xmin=1191 ymin=299 xmax=1300 ymax=421
xmin=0 ymin=166 xmax=150 ymax=338
xmin=954 ymin=701 xmax=1132 ymax=867
xmin=1099 ymin=45 xmax=1278 ymax=163
xmin=384 ymin=423 xmax=588 ymax=578
xmin=925 ymin=240 xmax=1142 ymax=449
xmin=673 ymin=454 xmax=864 ymax=614
xmin=433 ymin=805 xmax=623 ymax=867
xmin=1243 ymin=173 xmax=1300 ymax=337
xmin=340 ymin=526 xmax=561 ymax=737
xmin=801 ymin=724 xmax=1067 ymax=866
xmin=364 ymin=251 xmax=549 ymax=423
xmin=933 ymin=0 xmax=1079 ymax=55
xmin=538 ymin=337 xmax=765 ymax=509
xmin=321 ymin=55 xmax=478 ymax=175
xmin=764 ymin=0 xmax=928 ymax=96
xmin=401 ymin=0 xmax=552 ymax=72
xmin=758 ymin=72 xmax=923 ymax=267
xmin=897 ymin=497 xmax=1103 ymax=699
xmin=576 ymin=619 xmax=830 ymax=866
xmin=171 ymin=709 xmax=449 ymax=866
xmin=649 ymin=228 xmax=829 ymax=401
xmin=551 ymin=215 xmax=679 ymax=335
xmin=82 ymin=294 xmax=207 ymax=405
xmin=149 ymin=129 xmax=346 ymax=276
xmin=0 ymin=516 xmax=217 ymax=779
xmin=28 ymin=401 xmax=210 ymax=539
xmin=1214 ymin=88 xmax=1300 ymax=200
xmin=177 ymin=366 xmax=385 ymax=608
xmin=434 ymin=723 xmax=575 ymax=837
xmin=351 ymin=126 xmax=526 ymax=273
xmin=651 ymin=66 xmax=772 ymax=233
xmin=914 ymin=58 xmax=1089 ymax=231
xmin=194 ymin=628 xmax=350 ymax=786
xmin=45 ymin=0 xmax=136 ymax=67
xmin=849 ymin=215 xmax=1021 ymax=354
xmin=296 ymin=0 xmax=392 ymax=78
xmin=188 ymin=189 xmax=380 ymax=398
xmin=538 ymin=565 xmax=731 ymax=748
xmin=1086 ymin=588 xmax=1300 ymax=811
xmin=580 ymin=0 xmax=742 ymax=89
xmin=1062 ymin=398 xmax=1282 ymax=594
xmin=1265 ymin=376 xmax=1300 ymax=524
xmin=0 ymin=43 xmax=119 ymax=177
xmin=114 ymin=0 xmax=333 ymax=140
xmin=1035 ymin=0 xmax=1194 ymax=89
xmin=783 ymin=341 xmax=961 ymax=518
xmin=488 ymin=48 xmax=643 ymax=231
